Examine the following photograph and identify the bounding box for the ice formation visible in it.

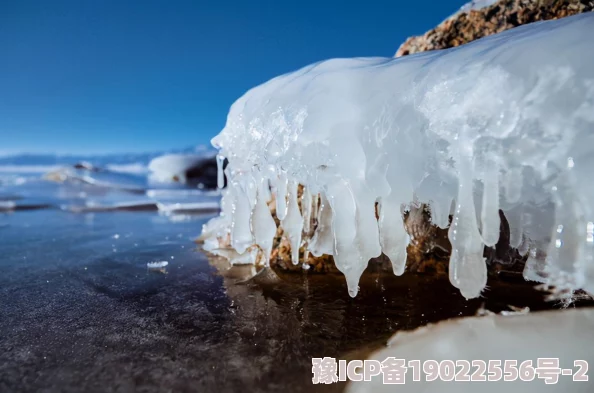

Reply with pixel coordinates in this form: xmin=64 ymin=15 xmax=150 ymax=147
xmin=147 ymin=261 xmax=169 ymax=269
xmin=438 ymin=0 xmax=499 ymax=24
xmin=148 ymin=153 xmax=213 ymax=183
xmin=457 ymin=0 xmax=499 ymax=15
xmin=347 ymin=307 xmax=594 ymax=393
xmin=201 ymin=14 xmax=594 ymax=299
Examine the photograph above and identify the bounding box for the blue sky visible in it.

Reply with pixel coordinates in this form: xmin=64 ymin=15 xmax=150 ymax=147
xmin=0 ymin=0 xmax=462 ymax=155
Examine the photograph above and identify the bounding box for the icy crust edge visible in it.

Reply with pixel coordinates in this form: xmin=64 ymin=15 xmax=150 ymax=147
xmin=201 ymin=14 xmax=594 ymax=299
xmin=346 ymin=307 xmax=594 ymax=393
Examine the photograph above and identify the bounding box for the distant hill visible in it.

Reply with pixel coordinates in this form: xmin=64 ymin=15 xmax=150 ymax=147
xmin=0 ymin=145 xmax=216 ymax=167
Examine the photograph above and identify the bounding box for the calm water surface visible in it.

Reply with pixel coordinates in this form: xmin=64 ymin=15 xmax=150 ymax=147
xmin=0 ymin=172 xmax=589 ymax=393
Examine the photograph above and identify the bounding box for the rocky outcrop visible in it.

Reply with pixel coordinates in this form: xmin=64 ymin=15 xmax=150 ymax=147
xmin=396 ymin=0 xmax=593 ymax=57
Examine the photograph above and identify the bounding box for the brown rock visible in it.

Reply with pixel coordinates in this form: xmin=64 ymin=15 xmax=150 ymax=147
xmin=396 ymin=0 xmax=593 ymax=57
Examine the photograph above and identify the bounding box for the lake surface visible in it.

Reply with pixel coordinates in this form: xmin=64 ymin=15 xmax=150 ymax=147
xmin=1 ymin=170 xmax=591 ymax=392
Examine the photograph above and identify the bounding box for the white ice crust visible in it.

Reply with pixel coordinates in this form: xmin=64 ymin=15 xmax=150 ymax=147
xmin=203 ymin=14 xmax=594 ymax=299
xmin=437 ymin=0 xmax=500 ymax=27
xmin=458 ymin=0 xmax=499 ymax=15
xmin=347 ymin=307 xmax=594 ymax=393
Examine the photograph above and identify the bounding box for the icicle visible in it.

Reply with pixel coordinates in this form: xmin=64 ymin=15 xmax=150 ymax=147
xmin=327 ymin=180 xmax=362 ymax=297
xmin=507 ymin=205 xmax=524 ymax=248
xmin=504 ymin=167 xmax=522 ymax=203
xmin=309 ymin=193 xmax=334 ymax=257
xmin=259 ymin=177 xmax=272 ymax=203
xmin=230 ymin=184 xmax=253 ymax=254
xmin=250 ymin=175 xmax=277 ymax=266
xmin=326 ymin=179 xmax=382 ymax=297
xmin=582 ymin=221 xmax=594 ymax=295
xmin=517 ymin=235 xmax=530 ymax=256
xmin=353 ymin=183 xmax=382 ymax=266
xmin=275 ymin=171 xmax=288 ymax=220
xmin=429 ymin=195 xmax=452 ymax=229
xmin=546 ymin=173 xmax=584 ymax=288
xmin=281 ymin=180 xmax=303 ymax=265
xmin=448 ymin=155 xmax=487 ymax=299
xmin=302 ymin=186 xmax=312 ymax=234
xmin=216 ymin=154 xmax=225 ymax=189
xmin=378 ymin=197 xmax=409 ymax=276
xmin=480 ymin=163 xmax=500 ymax=247
xmin=311 ymin=193 xmax=319 ymax=224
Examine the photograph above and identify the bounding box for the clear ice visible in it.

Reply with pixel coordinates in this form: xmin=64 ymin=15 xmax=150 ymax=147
xmin=202 ymin=14 xmax=594 ymax=299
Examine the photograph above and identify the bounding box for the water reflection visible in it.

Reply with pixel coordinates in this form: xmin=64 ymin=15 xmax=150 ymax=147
xmin=206 ymin=255 xmax=594 ymax=392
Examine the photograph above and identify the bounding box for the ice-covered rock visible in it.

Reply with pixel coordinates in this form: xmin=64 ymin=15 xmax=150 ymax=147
xmin=202 ymin=14 xmax=594 ymax=299
xmin=458 ymin=0 xmax=499 ymax=14
xmin=148 ymin=153 xmax=223 ymax=188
